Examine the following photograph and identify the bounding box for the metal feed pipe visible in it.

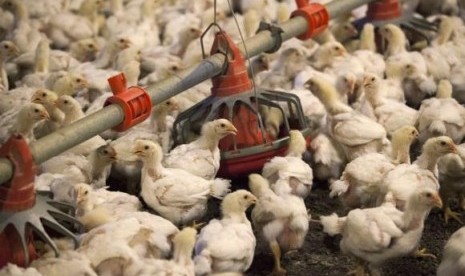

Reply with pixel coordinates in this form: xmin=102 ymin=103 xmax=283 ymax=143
xmin=0 ymin=0 xmax=377 ymax=185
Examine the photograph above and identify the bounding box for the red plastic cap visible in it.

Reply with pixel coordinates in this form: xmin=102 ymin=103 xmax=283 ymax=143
xmin=0 ymin=135 xmax=36 ymax=212
xmin=291 ymin=0 xmax=329 ymax=40
xmin=0 ymin=226 xmax=36 ymax=268
xmin=366 ymin=0 xmax=402 ymax=21
xmin=210 ymin=30 xmax=252 ymax=97
xmin=105 ymin=73 xmax=152 ymax=132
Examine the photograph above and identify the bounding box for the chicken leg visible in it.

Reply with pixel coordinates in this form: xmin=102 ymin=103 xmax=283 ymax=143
xmin=347 ymin=258 xmax=365 ymax=276
xmin=270 ymin=240 xmax=286 ymax=276
xmin=414 ymin=248 xmax=436 ymax=259
xmin=444 ymin=206 xmax=463 ymax=224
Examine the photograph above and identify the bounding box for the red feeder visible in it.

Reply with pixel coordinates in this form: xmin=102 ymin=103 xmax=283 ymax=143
xmin=172 ymin=28 xmax=311 ymax=178
xmin=0 ymin=135 xmax=81 ymax=268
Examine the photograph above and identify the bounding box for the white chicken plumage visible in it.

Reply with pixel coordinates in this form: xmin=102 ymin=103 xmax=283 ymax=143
xmin=330 ymin=126 xmax=418 ymax=209
xmin=249 ymin=174 xmax=309 ymax=276
xmin=163 ymin=119 xmax=237 ymax=180
xmin=194 ymin=190 xmax=257 ymax=275
xmin=262 ymin=130 xmax=313 ymax=198
xmin=78 ymin=211 xmax=179 ymax=275
xmin=134 ymin=140 xmax=231 ymax=225
xmin=305 ymin=76 xmax=388 ymax=162
xmin=378 ymin=136 xmax=457 ymax=211
xmin=321 ymin=187 xmax=443 ymax=276
xmin=437 ymin=226 xmax=465 ymax=276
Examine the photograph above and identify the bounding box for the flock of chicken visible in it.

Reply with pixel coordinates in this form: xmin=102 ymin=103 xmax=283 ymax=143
xmin=0 ymin=0 xmax=465 ymax=275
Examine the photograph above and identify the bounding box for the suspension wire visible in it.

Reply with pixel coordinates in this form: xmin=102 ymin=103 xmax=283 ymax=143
xmin=225 ymin=0 xmax=268 ymax=143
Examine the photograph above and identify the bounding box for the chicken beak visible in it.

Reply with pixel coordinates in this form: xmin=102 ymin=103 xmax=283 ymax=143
xmin=40 ymin=112 xmax=50 ymax=120
xmin=449 ymin=144 xmax=458 ymax=154
xmin=80 ymin=79 xmax=89 ymax=88
xmin=110 ymin=154 xmax=118 ymax=161
xmin=433 ymin=194 xmax=443 ymax=209
xmin=10 ymin=46 xmax=20 ymax=57
xmin=31 ymin=97 xmax=42 ymax=103
xmin=227 ymin=125 xmax=238 ymax=135
xmin=250 ymin=195 xmax=257 ymax=205
xmin=362 ymin=77 xmax=371 ymax=88
xmin=348 ymin=79 xmax=356 ymax=95
xmin=132 ymin=148 xmax=143 ymax=156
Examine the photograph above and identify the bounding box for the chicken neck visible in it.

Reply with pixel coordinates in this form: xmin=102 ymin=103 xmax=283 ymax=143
xmin=63 ymin=105 xmax=85 ymax=125
xmin=414 ymin=151 xmax=441 ymax=175
xmin=13 ymin=108 xmax=37 ymax=137
xmin=85 ymin=151 xmax=111 ymax=183
xmin=197 ymin=130 xmax=221 ymax=153
xmin=401 ymin=200 xmax=430 ymax=232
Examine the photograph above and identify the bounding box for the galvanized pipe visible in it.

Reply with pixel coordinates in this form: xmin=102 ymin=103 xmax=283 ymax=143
xmin=0 ymin=0 xmax=377 ymax=185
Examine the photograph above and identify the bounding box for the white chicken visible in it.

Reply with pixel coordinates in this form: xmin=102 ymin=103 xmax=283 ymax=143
xmin=362 ymin=73 xmax=419 ymax=136
xmin=438 ymin=142 xmax=465 ymax=223
xmin=321 ymin=187 xmax=443 ymax=276
xmin=125 ymin=227 xmax=197 ymax=276
xmin=31 ymin=89 xmax=64 ymax=138
xmin=54 ymin=95 xmax=107 ymax=156
xmin=437 ymin=226 xmax=465 ymax=276
xmin=30 ymin=250 xmax=97 ymax=276
xmin=305 ymin=76 xmax=388 ymax=161
xmin=78 ymin=211 xmax=179 ymax=275
xmin=378 ymin=136 xmax=457 ymax=213
xmin=330 ymin=126 xmax=419 ymax=209
xmin=163 ymin=119 xmax=237 ymax=180
xmin=133 ymin=140 xmax=231 ymax=225
xmin=0 ymin=40 xmax=20 ymax=91
xmin=194 ymin=190 xmax=257 ymax=275
xmin=73 ymin=183 xmax=142 ymax=231
xmin=0 ymin=263 xmax=41 ymax=276
xmin=309 ymin=132 xmax=345 ymax=183
xmin=416 ymin=79 xmax=465 ymax=145
xmin=40 ymin=143 xmax=117 ymax=191
xmin=249 ymin=174 xmax=309 ymax=276
xmin=262 ymin=130 xmax=313 ymax=198
xmin=0 ymin=102 xmax=49 ymax=144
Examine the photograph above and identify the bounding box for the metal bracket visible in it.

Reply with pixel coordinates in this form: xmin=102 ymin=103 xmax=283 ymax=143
xmin=256 ymin=22 xmax=284 ymax=54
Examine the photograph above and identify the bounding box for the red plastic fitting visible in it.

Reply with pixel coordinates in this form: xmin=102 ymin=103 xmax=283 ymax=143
xmin=291 ymin=0 xmax=329 ymax=40
xmin=105 ymin=73 xmax=152 ymax=132
xmin=0 ymin=135 xmax=36 ymax=212
xmin=210 ymin=30 xmax=252 ymax=97
xmin=366 ymin=0 xmax=402 ymax=21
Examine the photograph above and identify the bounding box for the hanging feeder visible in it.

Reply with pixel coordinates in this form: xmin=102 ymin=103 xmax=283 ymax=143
xmin=0 ymin=135 xmax=81 ymax=267
xmin=353 ymin=0 xmax=437 ymax=47
xmin=172 ymin=25 xmax=311 ymax=178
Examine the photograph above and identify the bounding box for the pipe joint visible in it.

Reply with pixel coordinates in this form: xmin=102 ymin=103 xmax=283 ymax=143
xmin=105 ymin=73 xmax=152 ymax=132
xmin=291 ymin=0 xmax=329 ymax=40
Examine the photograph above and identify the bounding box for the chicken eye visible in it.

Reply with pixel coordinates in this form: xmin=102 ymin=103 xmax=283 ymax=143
xmin=440 ymin=141 xmax=447 ymax=146
xmin=119 ymin=38 xmax=125 ymax=43
xmin=411 ymin=130 xmax=416 ymax=135
xmin=425 ymin=192 xmax=432 ymax=198
xmin=220 ymin=123 xmax=226 ymax=128
xmin=88 ymin=44 xmax=94 ymax=48
xmin=243 ymin=195 xmax=248 ymax=200
xmin=171 ymin=66 xmax=178 ymax=71
xmin=333 ymin=46 xmax=340 ymax=51
xmin=4 ymin=44 xmax=9 ymax=49
xmin=64 ymin=100 xmax=69 ymax=104
xmin=103 ymin=150 xmax=108 ymax=154
xmin=84 ymin=190 xmax=89 ymax=195
xmin=144 ymin=145 xmax=149 ymax=150
xmin=42 ymin=92 xmax=47 ymax=97
xmin=371 ymin=77 xmax=375 ymax=82
xmin=34 ymin=108 xmax=39 ymax=113
xmin=165 ymin=101 xmax=171 ymax=105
